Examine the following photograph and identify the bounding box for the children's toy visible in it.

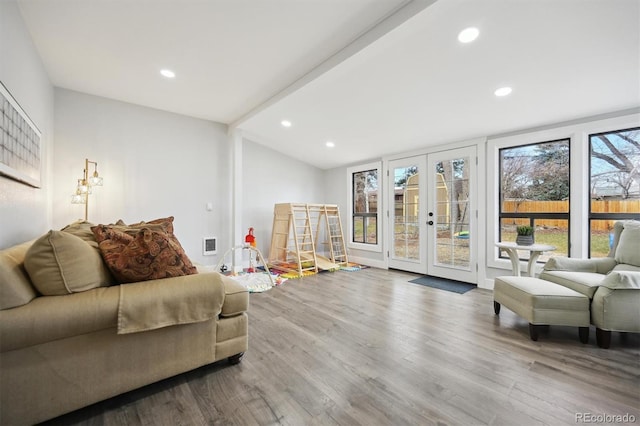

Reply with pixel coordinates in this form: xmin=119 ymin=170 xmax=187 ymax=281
xmin=216 ymin=245 xmax=276 ymax=292
xmin=244 ymin=228 xmax=257 ymax=272
xmin=245 ymin=227 xmax=256 ymax=247
xmin=340 ymin=263 xmax=362 ymax=272
xmin=267 ymin=203 xmax=348 ymax=277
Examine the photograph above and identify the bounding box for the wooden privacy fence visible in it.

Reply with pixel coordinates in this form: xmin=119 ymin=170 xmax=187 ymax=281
xmin=503 ymin=200 xmax=640 ymax=231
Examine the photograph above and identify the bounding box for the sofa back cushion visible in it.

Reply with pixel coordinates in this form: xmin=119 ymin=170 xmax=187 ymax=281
xmin=614 ymin=221 xmax=640 ymax=267
xmin=24 ymin=230 xmax=113 ymax=295
xmin=60 ymin=220 xmax=115 ymax=281
xmin=92 ymin=222 xmax=197 ymax=284
xmin=0 ymin=241 xmax=38 ymax=310
xmin=61 ymin=220 xmax=102 ymax=249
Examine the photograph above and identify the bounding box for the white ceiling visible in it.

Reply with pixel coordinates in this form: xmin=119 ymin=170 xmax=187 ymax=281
xmin=18 ymin=0 xmax=640 ymax=170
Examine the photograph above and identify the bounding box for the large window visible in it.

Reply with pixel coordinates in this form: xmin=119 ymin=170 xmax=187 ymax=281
xmin=350 ymin=165 xmax=379 ymax=246
xmin=589 ymin=127 xmax=640 ymax=257
xmin=499 ymin=139 xmax=570 ymax=260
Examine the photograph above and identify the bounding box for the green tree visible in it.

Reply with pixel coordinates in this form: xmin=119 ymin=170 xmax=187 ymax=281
xmin=528 ymin=142 xmax=570 ymax=200
xmin=394 ymin=166 xmax=418 ymax=186
xmin=353 ymin=169 xmax=377 ymax=213
xmin=591 ymin=129 xmax=640 ymax=199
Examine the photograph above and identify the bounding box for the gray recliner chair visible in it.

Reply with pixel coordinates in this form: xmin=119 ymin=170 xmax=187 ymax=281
xmin=540 ymin=220 xmax=640 ymax=348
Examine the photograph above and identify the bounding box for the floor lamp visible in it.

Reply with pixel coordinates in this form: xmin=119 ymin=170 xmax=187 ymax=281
xmin=71 ymin=158 xmax=103 ymax=221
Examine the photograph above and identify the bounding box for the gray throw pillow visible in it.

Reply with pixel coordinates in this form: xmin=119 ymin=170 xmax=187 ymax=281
xmin=614 ymin=221 xmax=640 ymax=267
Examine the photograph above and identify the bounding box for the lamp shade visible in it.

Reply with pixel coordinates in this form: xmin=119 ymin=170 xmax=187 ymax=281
xmin=70 ymin=158 xmax=103 ymax=220
xmin=71 ymin=193 xmax=86 ymax=204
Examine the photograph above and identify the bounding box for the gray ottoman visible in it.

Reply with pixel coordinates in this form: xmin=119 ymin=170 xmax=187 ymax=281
xmin=493 ymin=276 xmax=590 ymax=343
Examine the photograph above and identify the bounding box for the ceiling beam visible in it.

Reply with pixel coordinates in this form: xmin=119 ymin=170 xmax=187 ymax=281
xmin=230 ymin=0 xmax=437 ymax=129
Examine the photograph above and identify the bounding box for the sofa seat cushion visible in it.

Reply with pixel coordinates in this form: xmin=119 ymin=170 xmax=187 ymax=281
xmin=0 ymin=285 xmax=120 ymax=352
xmin=538 ymin=270 xmax=604 ymax=298
xmin=0 ymin=241 xmax=38 ymax=310
xmin=24 ymin=230 xmax=113 ymax=295
xmin=591 ymin=285 xmax=640 ymax=332
xmin=612 ymin=263 xmax=640 ymax=273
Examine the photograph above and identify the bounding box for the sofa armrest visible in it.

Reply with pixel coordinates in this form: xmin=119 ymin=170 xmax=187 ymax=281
xmin=600 ymin=271 xmax=640 ymax=290
xmin=543 ymin=257 xmax=617 ymax=274
xmin=219 ymin=274 xmax=250 ymax=317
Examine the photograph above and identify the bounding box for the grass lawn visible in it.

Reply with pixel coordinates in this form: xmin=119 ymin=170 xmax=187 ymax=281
xmin=501 ymin=229 xmax=611 ymax=258
xmin=359 ymin=222 xmax=613 ymax=261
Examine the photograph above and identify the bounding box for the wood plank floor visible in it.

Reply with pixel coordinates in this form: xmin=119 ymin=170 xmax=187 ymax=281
xmin=43 ymin=268 xmax=640 ymax=426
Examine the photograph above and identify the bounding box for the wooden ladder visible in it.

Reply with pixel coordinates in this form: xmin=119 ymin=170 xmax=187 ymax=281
xmin=318 ymin=204 xmax=348 ymax=266
xmin=268 ymin=203 xmax=318 ymax=277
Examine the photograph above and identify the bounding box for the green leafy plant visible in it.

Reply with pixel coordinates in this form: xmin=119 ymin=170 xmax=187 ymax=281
xmin=516 ymin=225 xmax=534 ymax=236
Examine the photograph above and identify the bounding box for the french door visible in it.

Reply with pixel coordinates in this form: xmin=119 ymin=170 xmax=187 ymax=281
xmin=388 ymin=147 xmax=477 ymax=282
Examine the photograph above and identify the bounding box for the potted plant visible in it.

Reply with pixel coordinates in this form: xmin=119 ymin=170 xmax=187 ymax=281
xmin=516 ymin=225 xmax=534 ymax=246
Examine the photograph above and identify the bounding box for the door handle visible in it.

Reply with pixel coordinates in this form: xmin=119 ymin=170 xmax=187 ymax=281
xmin=428 ymin=221 xmax=434 ymax=226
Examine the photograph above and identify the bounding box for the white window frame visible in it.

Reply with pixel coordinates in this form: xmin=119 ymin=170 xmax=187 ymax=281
xmin=347 ymin=161 xmax=382 ymax=253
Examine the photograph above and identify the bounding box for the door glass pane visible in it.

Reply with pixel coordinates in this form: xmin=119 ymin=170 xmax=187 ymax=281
xmin=435 ymin=157 xmax=470 ymax=268
xmin=393 ymin=165 xmax=419 ymax=260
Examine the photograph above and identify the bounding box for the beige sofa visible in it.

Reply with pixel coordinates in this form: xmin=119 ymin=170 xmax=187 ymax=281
xmin=0 ymin=223 xmax=249 ymax=425
xmin=540 ymin=220 xmax=640 ymax=348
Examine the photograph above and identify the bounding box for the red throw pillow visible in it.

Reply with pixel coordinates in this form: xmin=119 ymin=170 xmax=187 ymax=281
xmin=92 ymin=224 xmax=197 ymax=284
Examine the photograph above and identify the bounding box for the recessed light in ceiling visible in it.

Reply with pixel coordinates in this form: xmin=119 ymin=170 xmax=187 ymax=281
xmin=281 ymin=120 xmax=292 ymax=128
xmin=494 ymin=86 xmax=513 ymax=97
xmin=458 ymin=27 xmax=479 ymax=43
xmin=160 ymin=69 xmax=175 ymax=78
xmin=326 ymin=141 xmax=335 ymax=148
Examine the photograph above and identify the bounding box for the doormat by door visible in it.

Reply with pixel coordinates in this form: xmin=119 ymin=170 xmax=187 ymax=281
xmin=408 ymin=275 xmax=476 ymax=294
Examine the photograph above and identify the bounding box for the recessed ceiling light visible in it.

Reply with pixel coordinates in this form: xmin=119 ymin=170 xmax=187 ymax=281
xmin=281 ymin=120 xmax=292 ymax=128
xmin=494 ymin=86 xmax=513 ymax=97
xmin=160 ymin=69 xmax=175 ymax=78
xmin=326 ymin=141 xmax=335 ymax=148
xmin=458 ymin=27 xmax=479 ymax=43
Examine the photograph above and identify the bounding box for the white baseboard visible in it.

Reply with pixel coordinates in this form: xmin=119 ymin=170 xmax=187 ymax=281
xmin=347 ymin=255 xmax=386 ymax=269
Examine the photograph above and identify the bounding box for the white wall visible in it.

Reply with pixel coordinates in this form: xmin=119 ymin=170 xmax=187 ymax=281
xmin=241 ymin=138 xmax=326 ymax=257
xmin=0 ymin=0 xmax=54 ymax=248
xmin=53 ymin=89 xmax=230 ymax=265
